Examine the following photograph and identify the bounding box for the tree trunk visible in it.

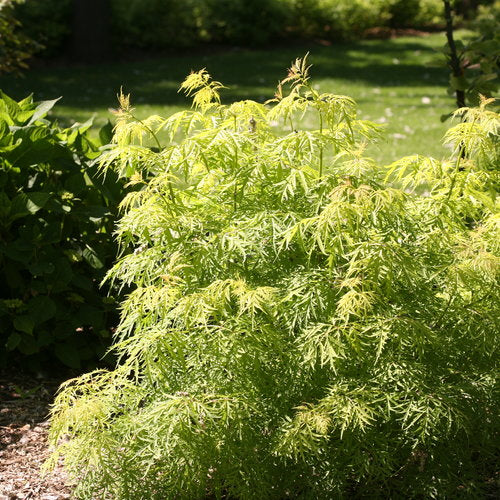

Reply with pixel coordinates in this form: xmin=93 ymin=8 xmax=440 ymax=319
xmin=443 ymin=0 xmax=466 ymax=109
xmin=71 ymin=0 xmax=111 ymax=62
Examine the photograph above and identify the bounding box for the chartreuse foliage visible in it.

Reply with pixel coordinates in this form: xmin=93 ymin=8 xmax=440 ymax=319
xmin=0 ymin=92 xmax=123 ymax=368
xmin=49 ymin=59 xmax=499 ymax=498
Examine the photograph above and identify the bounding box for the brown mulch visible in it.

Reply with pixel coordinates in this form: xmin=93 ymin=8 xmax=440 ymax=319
xmin=0 ymin=373 xmax=73 ymax=500
xmin=363 ymin=27 xmax=440 ymax=39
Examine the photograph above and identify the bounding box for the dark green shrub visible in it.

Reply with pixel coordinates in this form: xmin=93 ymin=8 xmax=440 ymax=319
xmin=110 ymin=0 xmax=209 ymax=49
xmin=443 ymin=0 xmax=499 ymax=109
xmin=13 ymin=0 xmax=71 ymax=58
xmin=0 ymin=92 xmax=124 ymax=369
xmin=389 ymin=0 xmax=422 ymax=28
xmin=389 ymin=0 xmax=443 ymax=29
xmin=49 ymin=60 xmax=499 ymax=498
xmin=111 ymin=0 xmax=288 ymax=48
xmin=8 ymin=0 xmax=452 ymax=56
xmin=278 ymin=0 xmax=444 ymax=41
xmin=284 ymin=0 xmax=326 ymax=39
xmin=0 ymin=0 xmax=39 ymax=74
xmin=455 ymin=0 xmax=496 ymax=19
xmin=282 ymin=0 xmax=391 ymax=41
xmin=203 ymin=0 xmax=288 ymax=45
xmin=473 ymin=0 xmax=500 ymax=38
xmin=317 ymin=0 xmax=390 ymax=39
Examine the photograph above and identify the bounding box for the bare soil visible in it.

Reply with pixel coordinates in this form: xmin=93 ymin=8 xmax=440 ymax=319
xmin=0 ymin=373 xmax=73 ymax=500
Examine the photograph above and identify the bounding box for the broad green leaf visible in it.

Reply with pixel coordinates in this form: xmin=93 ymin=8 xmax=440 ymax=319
xmin=77 ymin=304 xmax=104 ymax=329
xmin=28 ymin=261 xmax=55 ymax=276
xmin=0 ymin=111 xmax=14 ymax=126
xmin=0 ymin=120 xmax=9 ymax=141
xmin=5 ymin=332 xmax=22 ymax=350
xmin=99 ymin=120 xmax=114 ymax=146
xmin=26 ymin=192 xmax=51 ymax=214
xmin=17 ymin=334 xmax=38 ymax=355
xmin=54 ymin=342 xmax=81 ymax=369
xmin=83 ymin=247 xmax=104 ymax=269
xmin=0 ymin=192 xmax=11 ymax=218
xmin=27 ymin=97 xmax=62 ymax=126
xmin=28 ymin=296 xmax=56 ymax=324
xmin=71 ymin=273 xmax=93 ymax=291
xmin=46 ymin=258 xmax=73 ymax=290
xmin=7 ymin=193 xmax=48 ymax=220
xmin=17 ymin=94 xmax=34 ymax=110
xmin=65 ymin=173 xmax=87 ymax=195
xmin=0 ymin=91 xmax=21 ymax=121
xmin=450 ymin=75 xmax=469 ymax=92
xmin=13 ymin=315 xmax=35 ymax=335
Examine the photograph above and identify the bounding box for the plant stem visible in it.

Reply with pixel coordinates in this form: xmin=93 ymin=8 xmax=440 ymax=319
xmin=443 ymin=0 xmax=466 ymax=109
xmin=446 ymin=144 xmax=465 ymax=201
xmin=132 ymin=113 xmax=162 ymax=150
xmin=319 ymin=111 xmax=324 ymax=177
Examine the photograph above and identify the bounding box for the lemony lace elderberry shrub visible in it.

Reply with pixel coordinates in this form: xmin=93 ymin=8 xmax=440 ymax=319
xmin=48 ymin=58 xmax=499 ymax=499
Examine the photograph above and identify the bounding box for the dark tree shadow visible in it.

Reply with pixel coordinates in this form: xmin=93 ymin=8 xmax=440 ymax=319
xmin=1 ymin=37 xmax=448 ymax=113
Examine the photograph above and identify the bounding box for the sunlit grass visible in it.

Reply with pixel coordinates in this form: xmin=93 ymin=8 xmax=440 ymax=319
xmin=1 ymin=31 xmax=474 ymax=163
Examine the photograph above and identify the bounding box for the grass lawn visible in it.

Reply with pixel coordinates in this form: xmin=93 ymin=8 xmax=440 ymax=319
xmin=0 ymin=32 xmax=472 ymax=164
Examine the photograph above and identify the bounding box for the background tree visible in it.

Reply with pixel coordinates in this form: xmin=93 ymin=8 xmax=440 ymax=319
xmin=442 ymin=0 xmax=499 ymax=112
xmin=0 ymin=0 xmax=38 ymax=75
xmin=443 ymin=0 xmax=466 ymax=108
xmin=71 ymin=0 xmax=111 ymax=62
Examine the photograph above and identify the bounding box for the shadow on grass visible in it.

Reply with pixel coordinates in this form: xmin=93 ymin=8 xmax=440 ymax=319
xmin=1 ymin=36 xmax=448 ymax=112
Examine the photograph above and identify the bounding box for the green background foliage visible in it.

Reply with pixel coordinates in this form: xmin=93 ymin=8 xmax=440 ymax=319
xmin=9 ymin=0 xmax=497 ymax=63
xmin=49 ymin=63 xmax=499 ymax=498
xmin=110 ymin=0 xmax=289 ymax=49
xmin=0 ymin=92 xmax=124 ymax=369
xmin=12 ymin=0 xmax=72 ymax=57
xmin=389 ymin=0 xmax=444 ymax=28
xmin=0 ymin=0 xmax=39 ymax=75
xmin=444 ymin=1 xmax=499 ymax=107
xmin=12 ymin=0 xmax=449 ymax=57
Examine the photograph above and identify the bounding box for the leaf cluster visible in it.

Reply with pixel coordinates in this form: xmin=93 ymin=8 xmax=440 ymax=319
xmin=0 ymin=0 xmax=40 ymax=75
xmin=49 ymin=60 xmax=499 ymax=498
xmin=12 ymin=0 xmax=71 ymax=58
xmin=12 ymin=0 xmax=447 ymax=57
xmin=0 ymin=92 xmax=125 ymax=369
xmin=442 ymin=1 xmax=499 ymax=112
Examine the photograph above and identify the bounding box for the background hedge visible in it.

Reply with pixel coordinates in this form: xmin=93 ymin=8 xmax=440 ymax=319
xmin=12 ymin=0 xmax=463 ymax=56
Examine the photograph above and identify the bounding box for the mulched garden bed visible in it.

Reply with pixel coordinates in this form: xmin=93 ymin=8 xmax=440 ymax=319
xmin=0 ymin=372 xmax=73 ymax=500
